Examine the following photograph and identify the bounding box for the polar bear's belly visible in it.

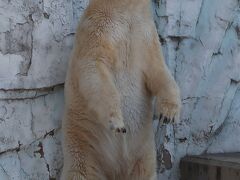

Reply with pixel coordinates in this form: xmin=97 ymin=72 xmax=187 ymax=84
xmin=114 ymin=71 xmax=153 ymax=132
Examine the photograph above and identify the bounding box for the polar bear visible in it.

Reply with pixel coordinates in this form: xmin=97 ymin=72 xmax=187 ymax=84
xmin=61 ymin=0 xmax=181 ymax=179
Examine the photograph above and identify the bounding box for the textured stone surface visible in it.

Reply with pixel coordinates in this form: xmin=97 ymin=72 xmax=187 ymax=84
xmin=153 ymin=0 xmax=240 ymax=179
xmin=0 ymin=0 xmax=239 ymax=179
xmin=0 ymin=0 xmax=88 ymax=89
xmin=0 ymin=0 xmax=88 ymax=179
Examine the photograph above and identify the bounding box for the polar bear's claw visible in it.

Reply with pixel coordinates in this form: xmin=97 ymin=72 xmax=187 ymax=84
xmin=115 ymin=127 xmax=127 ymax=133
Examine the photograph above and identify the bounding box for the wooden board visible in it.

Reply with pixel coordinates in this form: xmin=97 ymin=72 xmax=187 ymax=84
xmin=180 ymin=153 xmax=240 ymax=180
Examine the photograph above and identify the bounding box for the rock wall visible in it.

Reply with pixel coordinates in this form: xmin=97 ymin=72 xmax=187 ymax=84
xmin=153 ymin=0 xmax=240 ymax=179
xmin=0 ymin=0 xmax=88 ymax=179
xmin=0 ymin=0 xmax=239 ymax=179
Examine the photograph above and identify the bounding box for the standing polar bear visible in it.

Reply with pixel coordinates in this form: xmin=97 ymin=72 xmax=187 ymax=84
xmin=62 ymin=0 xmax=181 ymax=179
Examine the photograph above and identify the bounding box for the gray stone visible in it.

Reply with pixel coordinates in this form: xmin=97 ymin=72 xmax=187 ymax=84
xmin=153 ymin=0 xmax=240 ymax=179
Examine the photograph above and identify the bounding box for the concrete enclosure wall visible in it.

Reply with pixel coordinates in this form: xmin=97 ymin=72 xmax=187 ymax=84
xmin=0 ymin=0 xmax=239 ymax=179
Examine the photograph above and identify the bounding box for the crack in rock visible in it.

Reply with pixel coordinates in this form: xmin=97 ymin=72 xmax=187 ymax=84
xmin=0 ymin=128 xmax=59 ymax=156
xmin=0 ymin=83 xmax=64 ymax=100
xmin=0 ymin=141 xmax=21 ymax=157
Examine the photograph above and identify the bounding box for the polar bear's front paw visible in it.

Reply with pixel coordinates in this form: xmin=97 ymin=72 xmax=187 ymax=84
xmin=109 ymin=118 xmax=126 ymax=133
xmin=156 ymin=99 xmax=181 ymax=125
